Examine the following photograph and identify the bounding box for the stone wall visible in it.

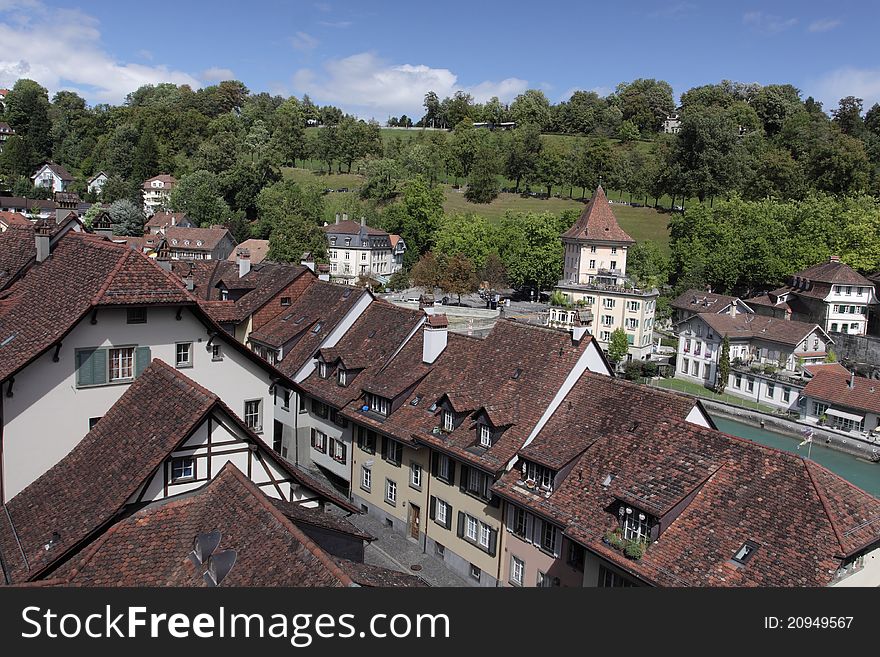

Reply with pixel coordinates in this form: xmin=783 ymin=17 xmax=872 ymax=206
xmin=828 ymin=332 xmax=880 ymax=377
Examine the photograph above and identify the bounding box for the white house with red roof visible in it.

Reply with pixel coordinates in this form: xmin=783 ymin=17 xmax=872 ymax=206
xmin=31 ymin=162 xmax=73 ymax=193
xmin=324 ymin=213 xmax=399 ymax=285
xmin=142 ymin=174 xmax=177 ymax=215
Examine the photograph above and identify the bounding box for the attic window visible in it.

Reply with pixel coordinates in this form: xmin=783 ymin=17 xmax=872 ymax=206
xmin=312 ymin=322 xmax=323 ymax=334
xmin=196 ymin=240 xmax=203 ymax=247
xmin=343 ymin=289 xmax=352 ymax=298
xmin=732 ymin=541 xmax=759 ymax=565
xmin=601 ymin=474 xmax=614 ymax=487
xmin=368 ymin=330 xmax=376 ymax=338
xmin=318 ymin=361 xmax=328 ymax=378
xmin=627 ymin=421 xmax=640 ymax=432
xmin=280 ymin=297 xmax=292 ymax=307
xmin=442 ymin=410 xmax=454 ymax=432
xmin=295 ymin=316 xmax=306 ymax=324
xmin=428 ymin=402 xmax=438 ymax=412
xmin=620 ymin=506 xmax=650 ymax=543
xmin=410 ymin=395 xmax=422 ymax=406
xmin=479 ymin=424 xmax=492 ymax=447
xmin=337 ymin=368 xmax=347 ymax=387
xmin=511 ymin=368 xmax=523 ymax=380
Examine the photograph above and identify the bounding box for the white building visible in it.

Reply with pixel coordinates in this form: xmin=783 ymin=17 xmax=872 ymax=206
xmin=87 ymin=171 xmax=109 ymax=195
xmin=31 ymin=163 xmax=73 ymax=193
xmin=142 ymin=174 xmax=177 ymax=215
xmin=324 ymin=214 xmax=402 ymax=285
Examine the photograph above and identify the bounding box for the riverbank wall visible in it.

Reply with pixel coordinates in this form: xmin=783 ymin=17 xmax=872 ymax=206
xmin=701 ymin=399 xmax=880 ymax=461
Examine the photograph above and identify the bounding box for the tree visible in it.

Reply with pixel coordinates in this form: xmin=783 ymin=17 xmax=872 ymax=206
xmin=503 ymin=123 xmax=542 ymax=192
xmin=269 ymin=97 xmax=306 ymax=166
xmin=440 ymin=253 xmax=479 ymax=304
xmin=170 ymin=170 xmax=232 ymax=226
xmin=110 ymin=199 xmax=145 ymax=237
xmin=267 ymin=213 xmax=326 ymax=263
xmin=410 ymin=252 xmax=444 ymax=290
xmin=434 ymin=213 xmax=499 ymax=267
xmin=387 ymin=270 xmax=410 ymax=291
xmin=360 ymin=158 xmax=402 ymax=201
xmin=4 ymin=79 xmax=52 ymax=160
xmin=510 ymin=90 xmax=552 ymax=131
xmin=627 ymin=241 xmax=669 ymax=288
xmin=618 ymin=120 xmax=640 ymax=142
xmin=717 ymin=335 xmax=731 ymax=393
xmin=607 ymin=327 xmax=630 ymax=366
xmin=531 ymin=142 xmax=567 ymax=198
xmin=465 ymin=142 xmax=500 ymax=203
xmin=614 ymin=79 xmax=675 ymax=133
xmin=832 ymin=96 xmax=865 ymax=137
xmin=496 ymin=211 xmax=565 ymax=290
xmin=480 ymin=252 xmax=508 ymax=290
xmin=131 ymin=128 xmax=159 ymax=184
xmin=254 ymin=179 xmax=324 ymax=240
xmin=379 ymin=176 xmax=444 ymax=268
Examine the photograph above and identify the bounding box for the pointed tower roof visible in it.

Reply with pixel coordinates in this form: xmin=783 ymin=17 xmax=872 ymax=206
xmin=562 ymin=186 xmax=635 ymax=244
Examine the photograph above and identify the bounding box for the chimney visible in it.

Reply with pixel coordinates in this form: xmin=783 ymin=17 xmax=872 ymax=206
xmin=155 ymin=255 xmax=172 ymax=272
xmin=237 ymin=247 xmax=251 ymax=278
xmin=728 ymin=303 xmax=737 ymax=317
xmin=849 ymin=370 xmax=855 ymax=389
xmin=360 ymin=216 xmax=366 ymax=228
xmin=300 ymin=251 xmax=315 ymax=272
xmin=419 ymin=294 xmax=436 ymax=315
xmin=35 ymin=223 xmax=51 ymax=263
xmin=342 ymin=213 xmax=348 ymax=222
xmin=335 ymin=213 xmax=340 ymax=225
xmin=184 ymin=276 xmax=194 ymax=291
xmin=572 ymin=325 xmax=590 ymax=346
xmin=423 ymin=314 xmax=448 ymax=363
xmin=830 ymin=255 xmax=841 ymax=263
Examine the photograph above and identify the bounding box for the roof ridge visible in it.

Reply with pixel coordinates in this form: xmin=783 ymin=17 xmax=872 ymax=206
xmin=801 ymin=458 xmax=848 ymax=556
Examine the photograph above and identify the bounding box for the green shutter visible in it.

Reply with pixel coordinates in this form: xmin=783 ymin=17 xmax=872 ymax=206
xmin=429 ymin=496 xmax=436 ymax=520
xmin=91 ymin=349 xmax=107 ymax=385
xmin=135 ymin=346 xmax=151 ymax=377
xmin=76 ymin=349 xmax=96 ymax=387
xmin=456 ymin=511 xmax=465 ymax=538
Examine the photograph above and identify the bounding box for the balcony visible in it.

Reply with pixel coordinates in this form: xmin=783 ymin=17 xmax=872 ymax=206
xmin=556 ymin=277 xmax=658 ymax=297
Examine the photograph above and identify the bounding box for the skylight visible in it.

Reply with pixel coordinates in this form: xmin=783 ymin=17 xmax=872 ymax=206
xmin=311 ymin=322 xmax=323 ymax=334
xmin=0 ymin=333 xmax=15 ymax=347
xmin=410 ymin=395 xmax=422 ymax=406
xmin=511 ymin=368 xmax=523 ymax=380
xmin=732 ymin=541 xmax=759 ymax=565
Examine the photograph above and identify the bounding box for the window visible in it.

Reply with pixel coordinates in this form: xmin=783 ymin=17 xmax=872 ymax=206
xmin=337 ymin=368 xmax=347 ymax=386
xmin=88 ymin=417 xmax=102 ymax=431
xmin=469 ymin=564 xmax=481 ymax=582
xmin=479 ymin=424 xmax=492 ymax=447
xmin=330 ymin=439 xmax=347 ymax=463
xmin=510 ymin=556 xmax=524 ymax=586
xmin=567 ymin=541 xmax=585 ymax=571
xmin=311 ymin=429 xmax=327 ymax=453
xmin=459 ymin=513 xmax=497 ymax=556
xmin=590 ymin=245 xmax=597 ymax=253
xmin=312 ymin=399 xmax=329 ymax=419
xmin=602 ymin=315 xmax=614 ymax=326
xmin=281 ymin=389 xmax=290 ymax=410
xmin=734 ymin=373 xmax=742 ymax=389
xmin=280 ymin=297 xmax=291 ymax=306
xmin=171 ymin=457 xmax=194 ymax=482
xmin=611 ymin=246 xmax=617 ymax=255
xmin=385 ymin=479 xmax=397 ymax=505
xmin=746 ymin=377 xmax=754 ymax=393
xmin=526 ymin=462 xmax=554 ymax=490
xmin=599 ymin=565 xmax=636 ymax=587
xmin=610 ymin=260 xmax=617 ymax=271
xmin=435 ymin=543 xmax=445 ymax=557
xmin=442 ymin=410 xmax=454 ymax=432
xmin=244 ymin=399 xmax=262 ymax=432
xmin=603 ymin=298 xmax=615 ymax=309
xmin=175 ymin=342 xmax=193 ymax=368
xmin=369 ymin=394 xmax=389 ymax=416
xmin=681 ymin=357 xmax=689 ymax=374
xmin=357 ymin=427 xmax=377 ymax=454
xmin=589 ymin=259 xmax=596 ymax=269
xmin=436 ymin=453 xmax=455 ymax=483
xmin=511 ymin=507 xmax=529 ymax=539
xmin=625 ymin=318 xmax=638 ymax=330
xmin=600 ymin=331 xmax=611 ymax=342
xmin=537 ymin=572 xmax=556 ymax=587
xmin=383 ymin=438 xmax=403 ymax=466
xmin=813 ymin=402 xmax=829 ymax=416
xmin=211 ymin=344 xmax=223 ymax=361
xmin=410 ymin=462 xmax=422 ymax=489
xmin=540 ymin=522 xmax=559 ymax=555
xmin=732 ymin=541 xmax=759 ymax=565
xmin=766 ymin=383 xmax=775 ymax=399
xmin=435 ymin=498 xmax=450 ymax=527
xmin=782 ymin=387 xmax=791 ymax=403
xmin=627 ymin=301 xmax=640 ymax=312
xmin=108 ymin=347 xmax=135 ymax=382
xmin=126 ymin=308 xmax=147 ymax=324
xmin=298 ymin=395 xmax=307 ymax=414
xmin=318 ymin=361 xmax=328 ymax=378
xmin=622 ymin=508 xmax=650 ymax=543
xmin=360 ymin=466 xmax=371 ymax=492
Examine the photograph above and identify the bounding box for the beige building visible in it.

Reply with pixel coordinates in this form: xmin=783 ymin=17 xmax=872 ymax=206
xmin=324 ymin=214 xmax=404 ymax=285
xmin=551 ymin=186 xmax=659 ymax=359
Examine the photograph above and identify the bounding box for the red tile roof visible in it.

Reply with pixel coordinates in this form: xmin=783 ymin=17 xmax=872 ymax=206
xmin=163 ymin=226 xmax=233 ymax=252
xmin=56 ymin=464 xmax=355 ymax=587
xmin=0 ymin=233 xmax=192 ymax=383
xmin=494 ymin=419 xmax=880 ymax=587
xmin=696 ymin=312 xmax=824 ymax=347
xmin=0 ymin=226 xmax=35 ymax=291
xmin=561 ymin=186 xmax=635 ymax=243
xmin=0 ymin=211 xmax=30 ymax=227
xmin=142 ymin=174 xmax=177 ymax=189
xmin=803 ymin=370 xmax=880 ymax=416
xmin=670 ymin=289 xmax=740 ymax=314
xmin=145 ymin=211 xmax=191 ymax=229
xmin=226 ymin=239 xmax=270 ymax=264
xmin=0 ymin=360 xmax=359 ymax=584
xmin=793 ymin=259 xmax=873 ymax=286
xmin=335 ymin=559 xmax=429 ymax=587
xmin=323 ymin=220 xmax=388 ymax=236
xmin=33 ymin=162 xmax=73 ymax=181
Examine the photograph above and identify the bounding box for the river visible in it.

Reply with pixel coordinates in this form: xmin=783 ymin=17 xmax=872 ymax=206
xmin=712 ymin=417 xmax=880 ymax=498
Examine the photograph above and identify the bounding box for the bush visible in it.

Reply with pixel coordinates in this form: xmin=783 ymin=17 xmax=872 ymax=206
xmin=604 ymin=529 xmax=625 ymax=550
xmin=623 ymin=360 xmax=643 ymax=381
xmin=387 ymin=270 xmax=410 ymax=292
xmin=624 ymin=540 xmax=646 ymax=560
xmin=763 ymin=364 xmax=776 ymax=376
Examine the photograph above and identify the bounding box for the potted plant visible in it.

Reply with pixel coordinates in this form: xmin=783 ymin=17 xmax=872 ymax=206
xmin=603 ymin=528 xmax=625 ymax=550
xmin=624 ymin=540 xmax=646 ymax=560
xmin=819 ymin=414 xmax=827 ymax=426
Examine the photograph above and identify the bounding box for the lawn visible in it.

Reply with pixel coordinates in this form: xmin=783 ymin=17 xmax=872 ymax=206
xmin=282 ymin=167 xmax=363 ymax=190
xmin=651 ymin=377 xmax=777 ymax=414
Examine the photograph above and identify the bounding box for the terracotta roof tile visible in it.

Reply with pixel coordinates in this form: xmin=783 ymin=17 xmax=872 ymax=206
xmin=0 ymin=226 xmax=35 ymax=291
xmin=803 ymin=370 xmax=880 ymax=416
xmin=226 ymin=239 xmax=270 ymax=264
xmin=697 ymin=313 xmax=824 ymax=347
xmin=561 ymin=186 xmax=635 ymax=243
xmin=793 ymin=260 xmax=873 ymax=286
xmin=670 ymin=289 xmax=739 ymax=313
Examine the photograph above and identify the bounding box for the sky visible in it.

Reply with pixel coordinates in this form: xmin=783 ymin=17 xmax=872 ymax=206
xmin=1 ymin=0 xmax=879 ymax=120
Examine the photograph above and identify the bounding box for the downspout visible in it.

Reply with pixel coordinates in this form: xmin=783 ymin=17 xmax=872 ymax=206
xmin=422 ymin=451 xmax=432 ymax=554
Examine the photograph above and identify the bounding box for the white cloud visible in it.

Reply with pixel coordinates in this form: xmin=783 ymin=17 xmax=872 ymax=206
xmin=811 ymin=67 xmax=880 ymax=110
xmin=291 ymin=31 xmax=319 ymax=51
xmin=0 ymin=1 xmax=200 ymax=103
xmin=291 ymin=51 xmax=527 ymax=118
xmin=743 ymin=11 xmax=797 ymax=34
xmin=808 ymin=18 xmax=842 ymax=33
xmin=202 ymin=67 xmax=235 ymax=82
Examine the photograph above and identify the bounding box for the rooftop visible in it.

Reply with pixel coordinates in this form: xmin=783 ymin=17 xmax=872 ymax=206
xmin=561 ymin=186 xmax=635 ymax=244
xmin=803 ymin=370 xmax=880 ymax=416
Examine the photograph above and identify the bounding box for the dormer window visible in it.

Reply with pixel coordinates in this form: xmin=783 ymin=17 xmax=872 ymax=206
xmin=318 ymin=361 xmax=328 ymax=378
xmin=443 ymin=410 xmax=454 ymax=432
xmin=620 ymin=506 xmax=650 ymax=543
xmin=337 ymin=368 xmax=347 ymax=386
xmin=524 ymin=461 xmax=554 ymax=491
xmin=369 ymin=394 xmax=389 ymax=416
xmin=479 ymin=424 xmax=492 ymax=447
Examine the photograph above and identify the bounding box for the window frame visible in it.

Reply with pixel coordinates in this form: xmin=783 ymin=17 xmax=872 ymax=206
xmin=126 ymin=307 xmax=147 ymax=324
xmin=244 ymin=398 xmax=263 ymax=433
xmin=175 ymin=341 xmax=193 ymax=369
xmin=385 ymin=478 xmax=397 ymax=506
xmin=360 ymin=466 xmax=372 ymax=492
xmin=170 ymin=456 xmax=195 ymax=483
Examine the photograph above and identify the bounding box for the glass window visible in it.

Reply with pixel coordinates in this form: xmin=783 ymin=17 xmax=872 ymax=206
xmin=126 ymin=308 xmax=147 ymax=324
xmin=175 ymin=342 xmax=192 ymax=368
xmin=479 ymin=424 xmax=491 ymax=447
xmin=211 ymin=344 xmax=223 ymax=361
xmin=109 ymin=347 xmax=134 ymax=381
xmin=443 ymin=410 xmax=454 ymax=431
xmin=410 ymin=462 xmax=422 ymax=488
xmin=510 ymin=556 xmax=524 ymax=586
xmin=361 ymin=466 xmax=371 ymax=492
xmin=622 ymin=509 xmax=650 ymax=543
xmin=385 ymin=479 xmax=397 ymax=504
xmin=171 ymin=457 xmax=194 ymax=482
xmin=466 ymin=516 xmax=478 ymax=541
xmin=244 ymin=399 xmax=262 ymax=432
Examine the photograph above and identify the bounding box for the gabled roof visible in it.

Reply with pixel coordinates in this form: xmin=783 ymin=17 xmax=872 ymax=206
xmin=518 ymin=371 xmax=705 ymax=470
xmin=226 ymin=239 xmax=270 ymax=264
xmin=693 ymin=312 xmax=826 ymax=347
xmin=54 ymin=464 xmax=355 ymax=587
xmin=87 ymin=171 xmax=108 ymax=183
xmin=299 ymin=301 xmax=424 ymax=409
xmin=0 ymin=226 xmax=35 ymax=291
xmin=561 ymin=186 xmax=635 ymax=243
xmin=793 ymin=259 xmax=873 ymax=286
xmin=32 ymin=162 xmax=73 ymax=181
xmin=323 ymin=220 xmax=388 ymax=237
xmin=0 ymin=361 xmax=358 ymax=584
xmin=0 ymin=211 xmax=30 ymax=228
xmin=248 ymin=280 xmax=366 ymax=362
xmin=0 ymin=233 xmax=192 ymax=383
xmin=493 ymin=419 xmax=880 ymax=587
xmin=803 ymin=370 xmax=880 ymax=416
xmin=145 ymin=211 xmax=191 ymax=229
xmin=670 ymin=289 xmax=744 ymax=314
xmin=142 ymin=174 xmax=177 ymax=189
xmin=162 ymin=226 xmax=234 ymax=252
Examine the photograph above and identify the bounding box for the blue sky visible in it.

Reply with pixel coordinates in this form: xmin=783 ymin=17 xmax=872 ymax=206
xmin=1 ymin=0 xmax=878 ymax=119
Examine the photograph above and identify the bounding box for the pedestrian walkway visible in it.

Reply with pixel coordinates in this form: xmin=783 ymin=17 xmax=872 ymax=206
xmin=330 ymin=507 xmax=469 ymax=587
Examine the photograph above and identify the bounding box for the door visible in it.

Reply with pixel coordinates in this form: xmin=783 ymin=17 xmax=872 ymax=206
xmin=409 ymin=504 xmax=421 ymax=540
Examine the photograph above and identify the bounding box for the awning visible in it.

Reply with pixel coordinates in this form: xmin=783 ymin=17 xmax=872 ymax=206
xmin=826 ymin=408 xmax=865 ymax=423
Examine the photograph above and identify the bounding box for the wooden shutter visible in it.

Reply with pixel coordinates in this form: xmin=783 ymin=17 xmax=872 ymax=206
xmin=488 ymin=528 xmax=498 ymax=557
xmin=456 ymin=511 xmax=465 ymax=538
xmin=381 ymin=436 xmax=388 ymax=459
xmin=459 ymin=464 xmax=469 ymax=492
xmin=91 ymin=348 xmax=108 ymax=385
xmin=76 ymin=349 xmax=96 ymax=386
xmin=429 ymin=496 xmax=437 ymax=520
xmin=430 ymin=451 xmax=438 ymax=476
xmin=447 ymin=459 xmax=456 ymax=484
xmin=135 ymin=346 xmax=151 ymax=377
xmin=445 ymin=504 xmax=453 ymax=530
